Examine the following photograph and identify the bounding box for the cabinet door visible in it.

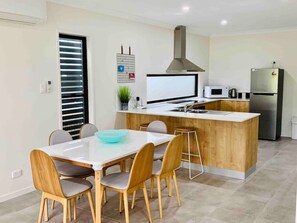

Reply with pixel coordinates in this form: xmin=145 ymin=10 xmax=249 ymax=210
xmin=235 ymin=101 xmax=249 ymax=112
xmin=220 ymin=101 xmax=233 ymax=111
xmin=205 ymin=102 xmax=219 ymax=110
xmin=220 ymin=101 xmax=249 ymax=112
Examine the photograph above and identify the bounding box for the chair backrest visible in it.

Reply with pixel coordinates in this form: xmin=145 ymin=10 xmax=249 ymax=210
xmin=128 ymin=143 xmax=154 ymax=189
xmin=147 ymin=120 xmax=167 ymax=134
xmin=159 ymin=135 xmax=183 ymax=175
xmin=80 ymin=123 xmax=98 ymax=138
xmin=49 ymin=129 xmax=72 ymax=145
xmin=30 ymin=150 xmax=65 ymax=197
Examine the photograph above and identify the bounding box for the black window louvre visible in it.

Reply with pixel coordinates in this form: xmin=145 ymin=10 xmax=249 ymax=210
xmin=59 ymin=34 xmax=89 ymax=140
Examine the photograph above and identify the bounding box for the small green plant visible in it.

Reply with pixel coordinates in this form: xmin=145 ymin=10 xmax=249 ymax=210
xmin=117 ymin=86 xmax=132 ymax=103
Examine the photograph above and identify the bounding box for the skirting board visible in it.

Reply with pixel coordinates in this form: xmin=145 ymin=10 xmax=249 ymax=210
xmin=0 ymin=185 xmax=35 ymax=203
xmin=181 ymin=161 xmax=256 ymax=180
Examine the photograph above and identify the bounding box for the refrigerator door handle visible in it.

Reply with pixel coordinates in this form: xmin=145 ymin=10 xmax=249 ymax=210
xmin=252 ymin=93 xmax=275 ymax=96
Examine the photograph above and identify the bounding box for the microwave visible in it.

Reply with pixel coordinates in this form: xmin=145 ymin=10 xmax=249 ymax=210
xmin=204 ymin=86 xmax=229 ymax=98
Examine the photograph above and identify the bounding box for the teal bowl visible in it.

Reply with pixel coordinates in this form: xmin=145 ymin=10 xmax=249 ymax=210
xmin=95 ymin=130 xmax=128 ymax=143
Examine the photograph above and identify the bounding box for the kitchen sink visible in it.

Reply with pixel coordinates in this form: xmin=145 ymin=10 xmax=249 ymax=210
xmin=188 ymin=109 xmax=208 ymax=113
xmin=169 ymin=108 xmax=185 ymax=112
xmin=168 ymin=99 xmax=206 ymax=104
xmin=169 ymin=108 xmax=208 ymax=113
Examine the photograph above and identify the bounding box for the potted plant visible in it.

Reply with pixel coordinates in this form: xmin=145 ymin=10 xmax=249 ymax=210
xmin=117 ymin=86 xmax=132 ymax=110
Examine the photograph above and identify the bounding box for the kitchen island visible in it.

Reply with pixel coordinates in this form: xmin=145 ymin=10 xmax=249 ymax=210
xmin=118 ymin=99 xmax=260 ymax=179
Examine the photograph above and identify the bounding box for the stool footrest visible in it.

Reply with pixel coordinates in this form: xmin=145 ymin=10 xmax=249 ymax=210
xmin=182 ymin=152 xmax=200 ymax=157
xmin=181 ymin=158 xmax=201 ymax=163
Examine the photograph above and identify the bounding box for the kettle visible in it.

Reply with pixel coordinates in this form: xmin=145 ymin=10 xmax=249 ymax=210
xmin=229 ymin=88 xmax=237 ymax=98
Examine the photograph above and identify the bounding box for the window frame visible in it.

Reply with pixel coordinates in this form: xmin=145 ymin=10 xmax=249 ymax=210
xmin=58 ymin=33 xmax=90 ymax=138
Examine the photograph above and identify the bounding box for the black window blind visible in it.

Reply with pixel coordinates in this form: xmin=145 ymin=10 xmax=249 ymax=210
xmin=59 ymin=34 xmax=89 ymax=139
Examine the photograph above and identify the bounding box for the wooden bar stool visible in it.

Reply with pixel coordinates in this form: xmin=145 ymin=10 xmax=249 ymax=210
xmin=174 ymin=127 xmax=204 ymax=179
xmin=139 ymin=123 xmax=149 ymax=131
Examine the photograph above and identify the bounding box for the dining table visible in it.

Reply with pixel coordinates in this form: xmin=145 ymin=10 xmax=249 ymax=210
xmin=39 ymin=129 xmax=174 ymax=223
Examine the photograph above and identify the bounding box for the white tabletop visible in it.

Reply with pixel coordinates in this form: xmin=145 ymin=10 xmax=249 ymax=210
xmin=40 ymin=130 xmax=174 ymax=171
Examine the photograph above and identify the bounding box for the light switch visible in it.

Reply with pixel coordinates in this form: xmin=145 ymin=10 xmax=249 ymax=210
xmin=47 ymin=81 xmax=52 ymax=93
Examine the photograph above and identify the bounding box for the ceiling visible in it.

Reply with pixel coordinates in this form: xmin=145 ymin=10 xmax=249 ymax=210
xmin=48 ymin=0 xmax=297 ymax=36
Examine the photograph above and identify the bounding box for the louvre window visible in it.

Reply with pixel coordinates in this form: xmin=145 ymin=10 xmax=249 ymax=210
xmin=59 ymin=34 xmax=89 ymax=139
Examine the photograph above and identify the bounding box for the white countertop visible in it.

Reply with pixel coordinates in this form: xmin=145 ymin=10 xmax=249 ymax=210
xmin=118 ymin=98 xmax=259 ymax=122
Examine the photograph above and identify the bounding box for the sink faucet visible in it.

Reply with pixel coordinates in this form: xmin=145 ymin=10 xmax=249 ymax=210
xmin=184 ymin=103 xmax=195 ymax=113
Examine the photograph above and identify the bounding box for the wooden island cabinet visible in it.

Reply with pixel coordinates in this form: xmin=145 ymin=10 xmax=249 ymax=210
xmin=120 ymin=99 xmax=258 ymax=179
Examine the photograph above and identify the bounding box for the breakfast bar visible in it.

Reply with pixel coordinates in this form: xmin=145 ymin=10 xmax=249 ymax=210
xmin=118 ymin=101 xmax=260 ymax=179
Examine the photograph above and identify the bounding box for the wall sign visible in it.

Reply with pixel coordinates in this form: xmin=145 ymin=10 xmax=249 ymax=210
xmin=117 ymin=46 xmax=135 ymax=83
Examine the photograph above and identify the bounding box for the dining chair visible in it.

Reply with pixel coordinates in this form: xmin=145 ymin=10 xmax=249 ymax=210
xmin=147 ymin=120 xmax=168 ymax=161
xmin=80 ymin=123 xmax=98 ymax=138
xmin=49 ymin=129 xmax=95 ymax=210
xmin=30 ymin=150 xmax=95 ymax=223
xmin=49 ymin=129 xmax=95 ymax=178
xmin=131 ymin=135 xmax=183 ymax=219
xmin=100 ymin=143 xmax=154 ymax=223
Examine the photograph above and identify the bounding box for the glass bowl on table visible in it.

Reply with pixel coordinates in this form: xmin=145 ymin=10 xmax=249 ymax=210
xmin=95 ymin=129 xmax=129 ymax=143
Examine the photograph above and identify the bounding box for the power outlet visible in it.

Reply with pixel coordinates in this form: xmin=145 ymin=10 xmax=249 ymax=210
xmin=11 ymin=169 xmax=22 ymax=179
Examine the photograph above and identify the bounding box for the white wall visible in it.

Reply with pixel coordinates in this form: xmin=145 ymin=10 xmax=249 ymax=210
xmin=0 ymin=2 xmax=209 ymax=201
xmin=209 ymin=31 xmax=297 ymax=137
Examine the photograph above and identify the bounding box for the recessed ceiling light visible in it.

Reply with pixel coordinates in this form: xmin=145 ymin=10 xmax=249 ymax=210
xmin=182 ymin=6 xmax=190 ymax=12
xmin=220 ymin=20 xmax=228 ymax=26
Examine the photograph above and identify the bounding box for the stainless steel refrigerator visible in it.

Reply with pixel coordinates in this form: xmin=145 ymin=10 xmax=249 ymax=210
xmin=250 ymin=68 xmax=284 ymax=140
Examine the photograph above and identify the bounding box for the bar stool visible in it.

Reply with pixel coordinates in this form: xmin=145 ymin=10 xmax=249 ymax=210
xmin=139 ymin=123 xmax=149 ymax=131
xmin=174 ymin=127 xmax=204 ymax=180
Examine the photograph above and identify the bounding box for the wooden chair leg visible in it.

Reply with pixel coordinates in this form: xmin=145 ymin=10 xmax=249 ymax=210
xmin=157 ymin=176 xmax=163 ymax=219
xmin=51 ymin=200 xmax=55 ymax=210
xmin=123 ymin=191 xmax=130 ymax=223
xmin=143 ymin=183 xmax=152 ymax=223
xmin=150 ymin=177 xmax=154 ymax=198
xmin=73 ymin=198 xmax=77 ymax=220
xmin=67 ymin=199 xmax=71 ymax=221
xmin=131 ymin=191 xmax=136 ymax=209
xmin=103 ymin=189 xmax=107 ymax=204
xmin=62 ymin=199 xmax=68 ymax=223
xmin=173 ymin=171 xmax=181 ymax=206
xmin=100 ymin=186 xmax=105 ymax=208
xmin=44 ymin=198 xmax=49 ymax=222
xmin=165 ymin=177 xmax=168 ymax=188
xmin=37 ymin=193 xmax=46 ymax=223
xmin=119 ymin=193 xmax=123 ymax=213
xmin=87 ymin=191 xmax=96 ymax=223
xmin=168 ymin=175 xmax=172 ymax=197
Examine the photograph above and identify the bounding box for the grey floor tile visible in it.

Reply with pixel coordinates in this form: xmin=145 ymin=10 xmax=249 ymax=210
xmin=208 ymin=207 xmax=256 ymax=223
xmin=1 ymin=138 xmax=297 ymax=223
xmin=259 ymin=202 xmax=295 ymax=223
xmin=0 ymin=212 xmax=34 ymax=223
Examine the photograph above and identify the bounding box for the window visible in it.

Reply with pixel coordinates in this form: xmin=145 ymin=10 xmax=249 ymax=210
xmin=59 ymin=34 xmax=89 ymax=139
xmin=146 ymin=74 xmax=198 ymax=104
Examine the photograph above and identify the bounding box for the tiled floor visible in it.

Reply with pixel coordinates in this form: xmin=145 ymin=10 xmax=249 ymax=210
xmin=0 ymin=138 xmax=296 ymax=223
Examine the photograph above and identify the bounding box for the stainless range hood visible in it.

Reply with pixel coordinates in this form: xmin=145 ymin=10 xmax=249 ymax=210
xmin=166 ymin=25 xmax=205 ymax=73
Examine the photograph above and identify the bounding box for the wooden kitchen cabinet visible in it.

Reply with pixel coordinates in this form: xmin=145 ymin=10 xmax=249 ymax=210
xmin=220 ymin=100 xmax=249 ymax=112
xmin=193 ymin=101 xmax=220 ymax=110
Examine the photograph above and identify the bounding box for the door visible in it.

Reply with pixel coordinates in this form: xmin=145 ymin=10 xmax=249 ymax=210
xmin=251 ymin=69 xmax=279 ymax=93
xmin=250 ymin=93 xmax=278 ymax=140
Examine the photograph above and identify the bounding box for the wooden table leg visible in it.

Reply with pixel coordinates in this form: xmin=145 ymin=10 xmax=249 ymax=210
xmin=95 ymin=170 xmax=102 ymax=223
xmin=120 ymin=160 xmax=126 ymax=172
